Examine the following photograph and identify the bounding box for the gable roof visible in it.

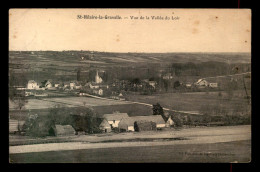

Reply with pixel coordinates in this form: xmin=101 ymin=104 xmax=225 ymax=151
xmin=99 ymin=119 xmax=111 ymax=128
xmin=28 ymin=80 xmax=37 ymax=84
xmin=119 ymin=115 xmax=165 ymax=126
xmin=103 ymin=113 xmax=129 ymax=121
xmin=55 ymin=125 xmax=75 ymax=136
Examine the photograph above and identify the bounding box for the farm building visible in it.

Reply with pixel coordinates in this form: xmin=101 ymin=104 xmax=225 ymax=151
xmin=102 ymin=112 xmax=129 ymax=128
xmin=165 ymin=116 xmax=175 ymax=127
xmin=27 ymin=80 xmax=39 ymax=89
xmin=134 ymin=121 xmax=157 ymax=132
xmin=9 ymin=119 xmax=25 ymax=134
xmin=98 ymin=119 xmax=112 ymax=133
xmin=45 ymin=80 xmax=53 ymax=88
xmin=118 ymin=115 xmax=166 ymax=132
xmin=51 ymin=125 xmax=76 ymax=136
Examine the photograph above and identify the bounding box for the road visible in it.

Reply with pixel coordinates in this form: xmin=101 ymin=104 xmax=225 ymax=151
xmin=9 ymin=125 xmax=251 ymax=154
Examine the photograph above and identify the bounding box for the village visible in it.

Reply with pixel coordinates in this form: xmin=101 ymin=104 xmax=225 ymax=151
xmin=9 ymin=66 xmax=226 ymax=137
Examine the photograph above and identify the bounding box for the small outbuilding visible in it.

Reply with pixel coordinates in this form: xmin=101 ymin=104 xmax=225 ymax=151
xmin=99 ymin=119 xmax=112 ymax=133
xmin=52 ymin=125 xmax=76 ymax=136
xmin=134 ymin=121 xmax=157 ymax=132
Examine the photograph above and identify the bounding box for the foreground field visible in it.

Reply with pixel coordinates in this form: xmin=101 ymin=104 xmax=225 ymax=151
xmin=9 ymin=140 xmax=250 ymax=163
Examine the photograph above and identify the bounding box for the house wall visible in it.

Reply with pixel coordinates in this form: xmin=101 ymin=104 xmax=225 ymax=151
xmin=156 ymin=124 xmax=166 ymax=128
xmin=128 ymin=126 xmax=134 ymax=131
xmin=108 ymin=120 xmax=120 ymax=128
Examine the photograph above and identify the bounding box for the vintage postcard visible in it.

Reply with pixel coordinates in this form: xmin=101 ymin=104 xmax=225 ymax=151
xmin=9 ymin=9 xmax=251 ymax=163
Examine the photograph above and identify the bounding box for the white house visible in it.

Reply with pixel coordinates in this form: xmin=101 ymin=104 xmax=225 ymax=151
xmin=102 ymin=112 xmax=129 ymax=128
xmin=163 ymin=73 xmax=174 ymax=80
xmin=195 ymin=79 xmax=209 ymax=87
xmin=148 ymin=81 xmax=157 ymax=89
xmin=27 ymin=80 xmax=39 ymax=89
xmin=45 ymin=80 xmax=53 ymax=88
xmin=93 ymin=88 xmax=103 ymax=96
xmin=209 ymin=83 xmax=218 ymax=88
xmin=70 ymin=82 xmax=76 ymax=89
xmin=54 ymin=84 xmax=60 ymax=88
xmin=185 ymin=83 xmax=192 ymax=88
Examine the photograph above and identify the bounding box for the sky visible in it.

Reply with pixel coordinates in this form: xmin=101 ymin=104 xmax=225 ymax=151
xmin=9 ymin=9 xmax=251 ymax=53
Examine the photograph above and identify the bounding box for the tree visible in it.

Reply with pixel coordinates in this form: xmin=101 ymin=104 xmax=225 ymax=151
xmin=9 ymin=69 xmax=28 ymax=133
xmin=174 ymin=81 xmax=181 ymax=89
xmin=152 ymin=103 xmax=167 ymax=121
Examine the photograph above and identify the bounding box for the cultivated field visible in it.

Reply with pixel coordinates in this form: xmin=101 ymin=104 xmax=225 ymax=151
xmin=9 ymin=96 xmax=133 ymax=110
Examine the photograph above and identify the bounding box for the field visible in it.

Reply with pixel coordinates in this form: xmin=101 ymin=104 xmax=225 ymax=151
xmin=125 ymin=90 xmax=251 ymax=114
xmin=9 ymin=124 xmax=251 ymax=163
xmin=9 ymin=96 xmax=132 ymax=110
xmin=9 ymin=140 xmax=250 ymax=163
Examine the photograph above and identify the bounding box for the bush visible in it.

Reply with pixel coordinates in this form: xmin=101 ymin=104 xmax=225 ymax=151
xmin=23 ymin=115 xmax=55 ymax=137
xmin=171 ymin=115 xmax=183 ymax=127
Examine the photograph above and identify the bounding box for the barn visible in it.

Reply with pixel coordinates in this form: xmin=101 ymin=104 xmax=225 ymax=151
xmin=9 ymin=119 xmax=25 ymax=134
xmin=102 ymin=112 xmax=129 ymax=128
xmin=134 ymin=121 xmax=157 ymax=132
xmin=118 ymin=115 xmax=166 ymax=132
xmin=52 ymin=125 xmax=76 ymax=136
xmin=99 ymin=119 xmax=112 ymax=133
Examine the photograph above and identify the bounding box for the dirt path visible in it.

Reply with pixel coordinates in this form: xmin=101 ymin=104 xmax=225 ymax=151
xmin=9 ymin=125 xmax=251 ymax=154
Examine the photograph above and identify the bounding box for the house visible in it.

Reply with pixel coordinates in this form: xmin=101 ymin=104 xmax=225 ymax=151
xmin=27 ymin=80 xmax=39 ymax=89
xmin=98 ymin=119 xmax=112 ymax=133
xmin=118 ymin=115 xmax=166 ymax=132
xmin=185 ymin=83 xmax=192 ymax=88
xmin=165 ymin=116 xmax=175 ymax=127
xmin=75 ymin=83 xmax=82 ymax=89
xmin=148 ymin=81 xmax=157 ymax=89
xmin=63 ymin=82 xmax=70 ymax=88
xmin=95 ymin=71 xmax=103 ymax=83
xmin=163 ymin=73 xmax=174 ymax=80
xmin=102 ymin=112 xmax=129 ymax=128
xmin=51 ymin=125 xmax=76 ymax=136
xmin=70 ymin=82 xmax=76 ymax=89
xmin=89 ymin=83 xmax=100 ymax=89
xmin=209 ymin=83 xmax=218 ymax=88
xmin=195 ymin=79 xmax=209 ymax=87
xmin=93 ymin=88 xmax=103 ymax=96
xmin=9 ymin=119 xmax=25 ymax=134
xmin=54 ymin=84 xmax=60 ymax=88
xmin=45 ymin=80 xmax=53 ymax=88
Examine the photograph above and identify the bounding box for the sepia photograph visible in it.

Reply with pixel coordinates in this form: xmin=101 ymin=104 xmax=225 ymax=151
xmin=9 ymin=8 xmax=251 ymax=163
